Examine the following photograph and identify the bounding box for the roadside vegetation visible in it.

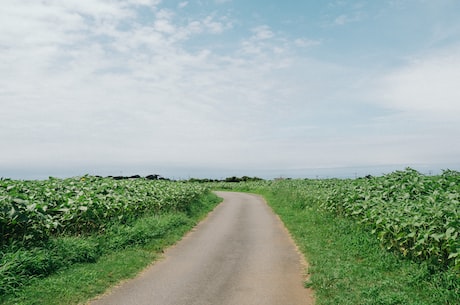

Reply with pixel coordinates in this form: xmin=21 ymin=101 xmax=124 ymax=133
xmin=1 ymin=168 xmax=458 ymax=304
xmin=212 ymin=168 xmax=459 ymax=304
xmin=0 ymin=177 xmax=221 ymax=304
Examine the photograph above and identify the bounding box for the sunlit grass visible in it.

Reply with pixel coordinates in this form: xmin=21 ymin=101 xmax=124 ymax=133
xmin=213 ymin=176 xmax=459 ymax=305
xmin=0 ymin=193 xmax=221 ymax=305
xmin=265 ymin=193 xmax=451 ymax=304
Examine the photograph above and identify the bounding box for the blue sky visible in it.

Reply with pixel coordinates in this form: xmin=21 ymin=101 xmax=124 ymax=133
xmin=1 ymin=0 xmax=460 ymax=179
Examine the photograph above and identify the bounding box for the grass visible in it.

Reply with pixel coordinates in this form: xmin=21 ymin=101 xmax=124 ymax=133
xmin=3 ymin=249 xmax=156 ymax=305
xmin=3 ymin=182 xmax=458 ymax=305
xmin=0 ymin=192 xmax=222 ymax=305
xmin=256 ymin=189 xmax=459 ymax=305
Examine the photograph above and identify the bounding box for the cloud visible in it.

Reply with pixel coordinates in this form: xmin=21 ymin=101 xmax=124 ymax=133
xmin=239 ymin=25 xmax=284 ymax=56
xmin=251 ymin=25 xmax=274 ymax=40
xmin=333 ymin=13 xmax=363 ymax=26
xmin=202 ymin=15 xmax=229 ymax=33
xmin=0 ymin=1 xmax=313 ymax=174
xmin=1 ymin=0 xmax=459 ymax=178
xmin=154 ymin=9 xmax=176 ymax=33
xmin=376 ymin=45 xmax=460 ymax=121
xmin=128 ymin=0 xmax=161 ymax=6
xmin=178 ymin=1 xmax=188 ymax=9
xmin=294 ymin=38 xmax=321 ymax=48
xmin=325 ymin=0 xmax=367 ymax=26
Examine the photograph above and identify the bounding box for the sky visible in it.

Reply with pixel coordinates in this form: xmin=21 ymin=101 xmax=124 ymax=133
xmin=1 ymin=0 xmax=460 ymax=179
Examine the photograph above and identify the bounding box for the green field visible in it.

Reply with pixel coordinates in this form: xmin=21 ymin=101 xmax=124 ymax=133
xmin=212 ymin=168 xmax=459 ymax=304
xmin=0 ymin=177 xmax=220 ymax=303
xmin=1 ymin=169 xmax=459 ymax=304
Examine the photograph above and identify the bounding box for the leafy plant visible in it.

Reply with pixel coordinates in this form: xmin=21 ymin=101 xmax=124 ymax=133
xmin=1 ymin=177 xmax=209 ymax=247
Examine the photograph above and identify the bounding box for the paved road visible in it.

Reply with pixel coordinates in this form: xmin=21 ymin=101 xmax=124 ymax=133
xmin=89 ymin=191 xmax=314 ymax=305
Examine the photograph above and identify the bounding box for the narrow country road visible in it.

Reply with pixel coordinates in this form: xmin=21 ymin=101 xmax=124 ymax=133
xmin=89 ymin=191 xmax=314 ymax=305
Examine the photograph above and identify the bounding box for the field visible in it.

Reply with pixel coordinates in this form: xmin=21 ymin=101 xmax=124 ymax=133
xmin=1 ymin=168 xmax=459 ymax=304
xmin=213 ymin=169 xmax=459 ymax=272
xmin=0 ymin=177 xmax=220 ymax=303
xmin=1 ymin=176 xmax=209 ymax=246
xmin=212 ymin=168 xmax=459 ymax=304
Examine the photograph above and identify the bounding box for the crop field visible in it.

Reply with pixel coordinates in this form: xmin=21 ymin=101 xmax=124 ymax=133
xmin=322 ymin=168 xmax=459 ymax=271
xmin=212 ymin=168 xmax=459 ymax=303
xmin=1 ymin=176 xmax=208 ymax=246
xmin=0 ymin=177 xmax=216 ymax=300
xmin=214 ymin=168 xmax=460 ymax=272
xmin=1 ymin=169 xmax=459 ymax=304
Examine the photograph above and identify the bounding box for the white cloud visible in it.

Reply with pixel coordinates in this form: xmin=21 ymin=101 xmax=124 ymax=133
xmin=294 ymin=38 xmax=321 ymax=48
xmin=178 ymin=1 xmax=188 ymax=9
xmin=154 ymin=18 xmax=176 ymax=34
xmin=239 ymin=25 xmax=282 ymax=56
xmin=203 ymin=16 xmax=226 ymax=33
xmin=333 ymin=13 xmax=363 ymax=26
xmin=0 ymin=1 xmax=303 ymax=175
xmin=128 ymin=0 xmax=161 ymax=6
xmin=1 ymin=1 xmax=459 ymax=178
xmin=377 ymin=45 xmax=460 ymax=121
xmin=251 ymin=25 xmax=274 ymax=40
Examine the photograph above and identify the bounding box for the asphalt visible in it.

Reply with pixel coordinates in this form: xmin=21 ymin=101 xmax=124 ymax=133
xmin=89 ymin=191 xmax=314 ymax=305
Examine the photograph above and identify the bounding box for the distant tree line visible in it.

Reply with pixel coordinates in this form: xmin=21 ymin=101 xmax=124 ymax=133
xmin=188 ymin=176 xmax=264 ymax=183
xmin=100 ymin=174 xmax=263 ymax=183
xmin=106 ymin=174 xmax=170 ymax=181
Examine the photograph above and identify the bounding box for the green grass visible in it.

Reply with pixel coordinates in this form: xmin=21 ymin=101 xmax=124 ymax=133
xmin=3 ymin=249 xmax=156 ymax=305
xmin=0 ymin=192 xmax=222 ymax=305
xmin=260 ymin=189 xmax=459 ymax=305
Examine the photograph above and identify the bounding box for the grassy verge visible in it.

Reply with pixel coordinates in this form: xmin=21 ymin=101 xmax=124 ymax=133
xmin=0 ymin=192 xmax=222 ymax=305
xmin=234 ymin=185 xmax=458 ymax=305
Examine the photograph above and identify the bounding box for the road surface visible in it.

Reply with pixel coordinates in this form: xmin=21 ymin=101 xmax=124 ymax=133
xmin=89 ymin=191 xmax=314 ymax=305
